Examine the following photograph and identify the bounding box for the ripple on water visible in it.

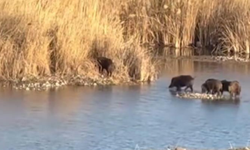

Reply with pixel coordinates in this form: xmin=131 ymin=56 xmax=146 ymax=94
xmin=1 ymin=60 xmax=250 ymax=150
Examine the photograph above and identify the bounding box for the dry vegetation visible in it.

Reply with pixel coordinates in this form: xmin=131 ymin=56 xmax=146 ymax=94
xmin=0 ymin=0 xmax=249 ymax=83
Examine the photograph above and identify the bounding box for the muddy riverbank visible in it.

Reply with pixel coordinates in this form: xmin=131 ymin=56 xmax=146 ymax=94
xmin=0 ymin=74 xmax=143 ymax=91
xmin=1 ymin=56 xmax=250 ymax=91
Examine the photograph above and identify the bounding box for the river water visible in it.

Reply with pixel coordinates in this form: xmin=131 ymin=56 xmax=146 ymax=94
xmin=0 ymin=59 xmax=250 ymax=150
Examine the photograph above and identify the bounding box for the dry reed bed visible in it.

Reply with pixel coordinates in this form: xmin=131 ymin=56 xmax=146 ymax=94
xmin=0 ymin=0 xmax=249 ymax=87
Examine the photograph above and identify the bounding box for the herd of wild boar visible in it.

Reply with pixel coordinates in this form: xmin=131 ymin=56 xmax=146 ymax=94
xmin=94 ymin=57 xmax=241 ymax=98
xmin=168 ymin=75 xmax=241 ymax=98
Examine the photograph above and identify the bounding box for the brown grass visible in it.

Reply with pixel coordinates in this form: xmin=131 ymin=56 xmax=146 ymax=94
xmin=0 ymin=0 xmax=159 ymax=82
xmin=196 ymin=0 xmax=250 ymax=55
xmin=0 ymin=0 xmax=249 ymax=82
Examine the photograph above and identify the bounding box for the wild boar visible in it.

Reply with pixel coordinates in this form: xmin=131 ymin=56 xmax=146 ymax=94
xmin=168 ymin=75 xmax=194 ymax=92
xmin=201 ymin=78 xmax=223 ymax=96
xmin=96 ymin=57 xmax=115 ymax=77
xmin=221 ymin=80 xmax=241 ymax=97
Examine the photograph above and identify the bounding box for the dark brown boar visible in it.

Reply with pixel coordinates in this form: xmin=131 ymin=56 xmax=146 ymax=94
xmin=96 ymin=57 xmax=115 ymax=77
xmin=168 ymin=75 xmax=194 ymax=92
xmin=201 ymin=78 xmax=223 ymax=96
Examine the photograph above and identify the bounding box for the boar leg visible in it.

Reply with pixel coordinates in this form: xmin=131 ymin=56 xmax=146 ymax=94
xmin=229 ymin=92 xmax=234 ymax=98
xmin=176 ymin=86 xmax=182 ymax=91
xmin=189 ymin=85 xmax=193 ymax=92
xmin=184 ymin=85 xmax=193 ymax=92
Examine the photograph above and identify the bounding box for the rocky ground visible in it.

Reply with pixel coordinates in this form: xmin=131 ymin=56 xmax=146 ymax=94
xmin=176 ymin=92 xmax=224 ymax=100
xmin=173 ymin=91 xmax=239 ymax=101
xmin=0 ymin=75 xmax=140 ymax=91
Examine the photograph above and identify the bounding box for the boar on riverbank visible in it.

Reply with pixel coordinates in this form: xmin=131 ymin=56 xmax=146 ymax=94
xmin=96 ymin=57 xmax=115 ymax=77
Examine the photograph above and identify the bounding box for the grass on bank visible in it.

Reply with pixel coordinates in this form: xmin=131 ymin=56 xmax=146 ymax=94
xmin=0 ymin=0 xmax=249 ymax=82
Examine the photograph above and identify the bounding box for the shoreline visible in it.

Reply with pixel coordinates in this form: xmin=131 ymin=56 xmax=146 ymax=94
xmin=1 ymin=56 xmax=249 ymax=91
xmin=164 ymin=55 xmax=250 ymax=63
xmin=0 ymin=75 xmax=145 ymax=91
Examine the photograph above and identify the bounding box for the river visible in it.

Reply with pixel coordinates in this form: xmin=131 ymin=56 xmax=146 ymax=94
xmin=0 ymin=59 xmax=250 ymax=150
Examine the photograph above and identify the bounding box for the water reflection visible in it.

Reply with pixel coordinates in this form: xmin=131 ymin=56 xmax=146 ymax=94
xmin=0 ymin=59 xmax=250 ymax=150
xmin=201 ymin=99 xmax=241 ymax=106
xmin=162 ymin=58 xmax=250 ymax=77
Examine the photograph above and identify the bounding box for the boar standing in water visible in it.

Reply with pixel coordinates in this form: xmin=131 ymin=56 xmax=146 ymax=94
xmin=168 ymin=75 xmax=194 ymax=92
xmin=201 ymin=78 xmax=223 ymax=96
xmin=96 ymin=57 xmax=115 ymax=77
xmin=221 ymin=80 xmax=241 ymax=97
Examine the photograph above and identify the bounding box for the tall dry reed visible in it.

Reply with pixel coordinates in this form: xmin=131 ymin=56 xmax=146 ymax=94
xmin=196 ymin=0 xmax=250 ymax=54
xmin=0 ymin=0 xmax=249 ymax=82
xmin=0 ymin=0 xmax=159 ymax=81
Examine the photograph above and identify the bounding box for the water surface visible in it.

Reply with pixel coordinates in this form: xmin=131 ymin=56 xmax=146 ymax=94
xmin=0 ymin=60 xmax=250 ymax=150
